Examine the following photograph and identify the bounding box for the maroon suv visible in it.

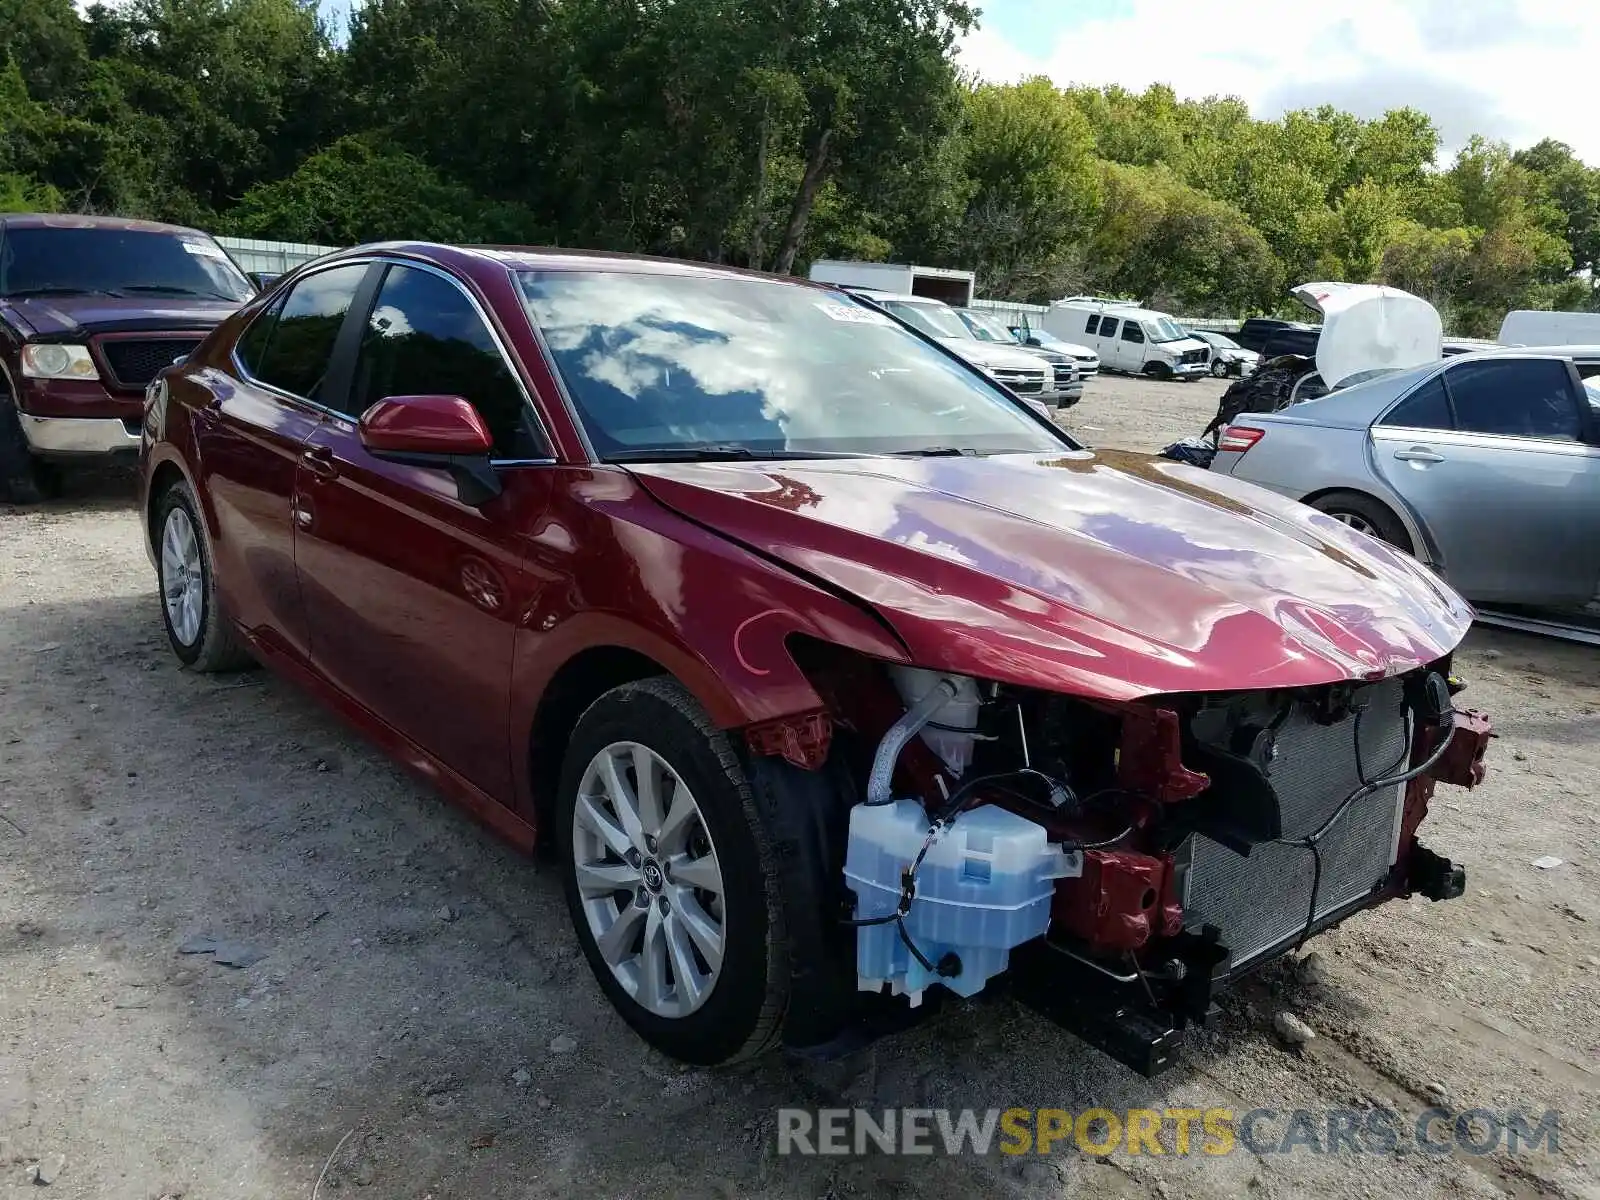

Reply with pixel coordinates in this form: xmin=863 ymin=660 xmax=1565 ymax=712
xmin=0 ymin=213 xmax=255 ymax=502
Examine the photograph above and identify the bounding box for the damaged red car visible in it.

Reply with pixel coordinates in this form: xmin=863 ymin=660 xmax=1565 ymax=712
xmin=139 ymin=244 xmax=1491 ymax=1072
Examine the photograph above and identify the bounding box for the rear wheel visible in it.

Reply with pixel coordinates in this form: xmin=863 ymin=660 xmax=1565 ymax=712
xmin=1308 ymin=491 xmax=1413 ymax=554
xmin=557 ymin=678 xmax=833 ymax=1064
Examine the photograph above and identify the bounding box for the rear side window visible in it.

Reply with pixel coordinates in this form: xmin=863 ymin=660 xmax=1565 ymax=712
xmin=1447 ymin=359 xmax=1581 ymax=441
xmin=349 ymin=264 xmax=540 ymax=458
xmin=248 ymin=264 xmax=368 ymax=402
xmin=1084 ymin=315 xmax=1100 ymax=334
xmin=1121 ymin=322 xmax=1145 ymax=344
xmin=1379 ymin=377 xmax=1451 ymax=430
xmin=1099 ymin=317 xmax=1119 ymax=338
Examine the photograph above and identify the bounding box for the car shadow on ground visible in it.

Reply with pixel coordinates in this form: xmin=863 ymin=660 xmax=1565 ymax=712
xmin=3 ymin=590 xmax=1293 ymax=1198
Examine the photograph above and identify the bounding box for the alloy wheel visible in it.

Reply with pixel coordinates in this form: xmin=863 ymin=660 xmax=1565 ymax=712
xmin=571 ymin=741 xmax=726 ymax=1019
xmin=160 ymin=506 xmax=205 ymax=646
xmin=1328 ymin=510 xmax=1377 ymax=536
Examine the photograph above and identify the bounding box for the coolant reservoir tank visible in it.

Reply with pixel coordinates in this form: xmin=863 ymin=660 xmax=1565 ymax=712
xmin=887 ymin=666 xmax=982 ymax=776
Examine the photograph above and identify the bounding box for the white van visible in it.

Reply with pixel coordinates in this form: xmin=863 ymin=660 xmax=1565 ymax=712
xmin=1041 ymin=297 xmax=1212 ymax=380
xmin=1499 ymin=309 xmax=1600 ymax=347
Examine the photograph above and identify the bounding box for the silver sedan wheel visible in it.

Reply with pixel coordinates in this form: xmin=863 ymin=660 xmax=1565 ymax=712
xmin=1329 ymin=510 xmax=1377 ymax=536
xmin=160 ymin=507 xmax=205 ymax=647
xmin=572 ymin=741 xmax=726 ymax=1019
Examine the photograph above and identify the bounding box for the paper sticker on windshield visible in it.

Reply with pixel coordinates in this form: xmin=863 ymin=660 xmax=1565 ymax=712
xmin=815 ymin=302 xmax=892 ymax=326
xmin=181 ymin=240 xmax=230 ymax=260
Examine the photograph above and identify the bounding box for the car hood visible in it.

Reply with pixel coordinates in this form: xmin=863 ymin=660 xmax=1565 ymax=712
xmin=631 ymin=451 xmax=1472 ymax=701
xmin=938 ymin=338 xmax=1044 ymax=371
xmin=1291 ymin=282 xmax=1441 ymax=389
xmin=1 ymin=295 xmax=241 ymax=338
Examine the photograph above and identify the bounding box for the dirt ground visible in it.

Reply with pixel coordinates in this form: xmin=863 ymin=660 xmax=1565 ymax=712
xmin=2 ymin=373 xmax=1597 ymax=1200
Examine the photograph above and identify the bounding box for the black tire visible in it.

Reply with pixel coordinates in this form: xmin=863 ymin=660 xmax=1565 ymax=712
xmin=1210 ymin=358 xmax=1230 ymax=378
xmin=1308 ymin=490 xmax=1413 ymax=554
xmin=1143 ymin=361 xmax=1173 ymax=381
xmin=556 ymin=677 xmax=849 ymax=1065
xmin=0 ymin=389 xmax=46 ymax=505
xmin=153 ymin=480 xmax=255 ymax=671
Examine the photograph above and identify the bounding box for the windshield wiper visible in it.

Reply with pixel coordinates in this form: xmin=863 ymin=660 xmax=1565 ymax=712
xmin=120 ymin=285 xmax=236 ymax=300
xmin=4 ymin=286 xmax=124 ymax=299
xmin=891 ymin=446 xmax=979 ymax=457
xmin=606 ymin=444 xmax=871 ymax=463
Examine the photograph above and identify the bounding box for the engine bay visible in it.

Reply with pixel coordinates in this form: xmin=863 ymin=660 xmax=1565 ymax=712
xmin=759 ymin=640 xmax=1492 ymax=1075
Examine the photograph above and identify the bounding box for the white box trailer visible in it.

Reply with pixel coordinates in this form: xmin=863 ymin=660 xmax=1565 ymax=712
xmin=1499 ymin=309 xmax=1600 ymax=346
xmin=806 ymin=260 xmax=975 ymax=307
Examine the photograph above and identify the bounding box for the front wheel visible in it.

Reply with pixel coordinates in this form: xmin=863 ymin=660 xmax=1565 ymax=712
xmin=1210 ymin=358 xmax=1230 ymax=378
xmin=154 ymin=481 xmax=255 ymax=671
xmin=1143 ymin=361 xmax=1173 ymax=381
xmin=557 ymin=678 xmax=797 ymax=1065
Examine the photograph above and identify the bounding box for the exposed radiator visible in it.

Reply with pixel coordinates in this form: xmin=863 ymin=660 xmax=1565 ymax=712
xmin=1179 ymin=679 xmax=1409 ymax=969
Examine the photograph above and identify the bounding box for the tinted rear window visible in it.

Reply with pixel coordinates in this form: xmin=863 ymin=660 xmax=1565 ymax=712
xmin=0 ymin=227 xmax=254 ymax=302
xmin=1379 ymin=377 xmax=1451 ymax=430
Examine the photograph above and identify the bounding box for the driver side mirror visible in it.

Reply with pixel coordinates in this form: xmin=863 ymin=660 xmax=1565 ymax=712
xmin=358 ymin=394 xmax=502 ymax=507
xmin=247 ymin=271 xmax=280 ymax=293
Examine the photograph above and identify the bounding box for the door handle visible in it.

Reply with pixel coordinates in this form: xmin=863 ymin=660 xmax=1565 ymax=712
xmin=301 ymin=445 xmax=339 ymax=480
xmin=1393 ymin=447 xmax=1445 ymax=464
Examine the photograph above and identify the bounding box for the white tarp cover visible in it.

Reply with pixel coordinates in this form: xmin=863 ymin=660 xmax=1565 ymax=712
xmin=1291 ymin=282 xmax=1443 ymax=388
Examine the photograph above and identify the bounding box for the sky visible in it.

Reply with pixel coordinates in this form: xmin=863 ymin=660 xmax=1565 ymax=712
xmin=959 ymin=0 xmax=1600 ymax=164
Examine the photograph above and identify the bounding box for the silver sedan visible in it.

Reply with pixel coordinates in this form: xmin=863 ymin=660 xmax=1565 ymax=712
xmin=1211 ymin=348 xmax=1600 ymax=612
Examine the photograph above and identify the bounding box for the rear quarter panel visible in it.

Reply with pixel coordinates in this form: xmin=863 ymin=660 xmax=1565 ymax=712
xmin=1212 ymin=418 xmax=1438 ymax=566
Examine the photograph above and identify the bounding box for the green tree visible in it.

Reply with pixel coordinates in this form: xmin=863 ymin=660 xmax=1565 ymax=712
xmin=225 ymin=135 xmax=543 ymax=244
xmin=955 ymin=78 xmax=1100 ymax=297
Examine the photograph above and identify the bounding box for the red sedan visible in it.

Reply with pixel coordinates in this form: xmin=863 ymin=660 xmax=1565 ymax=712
xmin=140 ymin=244 xmax=1490 ymax=1072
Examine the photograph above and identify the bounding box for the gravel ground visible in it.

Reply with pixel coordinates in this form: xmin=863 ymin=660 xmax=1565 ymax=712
xmin=1 ymin=373 xmax=1597 ymax=1199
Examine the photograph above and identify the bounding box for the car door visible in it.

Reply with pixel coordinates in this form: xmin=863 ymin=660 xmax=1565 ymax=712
xmin=1096 ymin=316 xmax=1123 ymax=369
xmin=193 ymin=262 xmax=373 ymax=661
xmin=1371 ymin=358 xmax=1600 ymax=606
xmin=292 ymin=260 xmax=555 ymax=803
xmin=1119 ymin=320 xmax=1149 ymax=371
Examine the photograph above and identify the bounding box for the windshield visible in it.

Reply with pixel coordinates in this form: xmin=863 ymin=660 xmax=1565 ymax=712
xmin=1194 ymin=330 xmax=1240 ymax=350
xmin=1148 ymin=317 xmax=1189 ymax=343
xmin=0 ymin=227 xmax=254 ymax=302
xmin=877 ymin=299 xmax=972 ymax=340
xmin=517 ymin=270 xmax=1072 ymax=460
xmin=958 ymin=311 xmax=1020 ymax=344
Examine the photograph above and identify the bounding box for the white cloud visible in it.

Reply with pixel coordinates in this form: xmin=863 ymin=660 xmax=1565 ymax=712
xmin=960 ymin=0 xmax=1600 ymax=163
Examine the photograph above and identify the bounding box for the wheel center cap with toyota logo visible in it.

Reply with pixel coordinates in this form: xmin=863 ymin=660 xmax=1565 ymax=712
xmin=641 ymin=859 xmax=665 ymax=892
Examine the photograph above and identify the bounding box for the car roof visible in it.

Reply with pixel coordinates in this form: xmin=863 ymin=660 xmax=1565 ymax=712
xmin=0 ymin=212 xmax=213 ymax=236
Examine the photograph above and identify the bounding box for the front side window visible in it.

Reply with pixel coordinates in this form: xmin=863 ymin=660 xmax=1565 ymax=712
xmin=0 ymin=226 xmax=254 ymax=302
xmin=1379 ymin=376 xmax=1451 ymax=430
xmin=1447 ymin=359 xmax=1581 ymax=441
xmin=518 ymin=270 xmax=1072 ymax=459
xmin=248 ymin=264 xmax=368 ymax=402
xmin=1121 ymin=323 xmax=1145 ymax=344
xmin=349 ymin=265 xmax=540 ymax=458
